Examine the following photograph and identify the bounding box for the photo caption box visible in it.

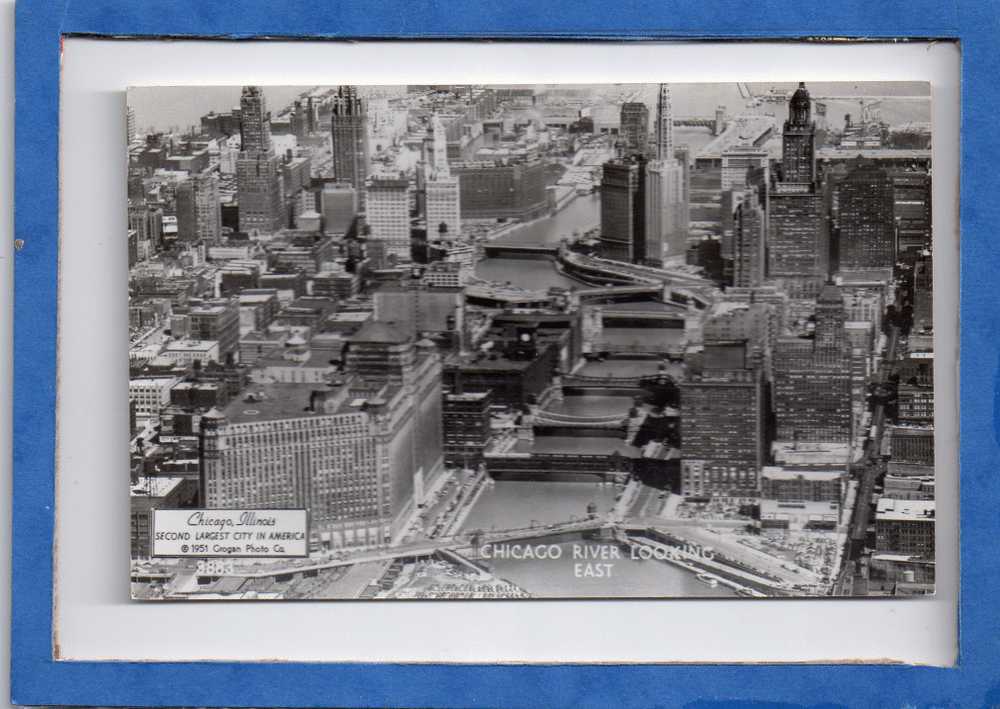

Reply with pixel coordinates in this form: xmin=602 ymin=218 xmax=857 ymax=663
xmin=152 ymin=509 xmax=309 ymax=558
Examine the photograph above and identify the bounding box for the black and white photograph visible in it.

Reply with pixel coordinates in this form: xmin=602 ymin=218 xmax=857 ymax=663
xmin=127 ymin=81 xmax=934 ymax=600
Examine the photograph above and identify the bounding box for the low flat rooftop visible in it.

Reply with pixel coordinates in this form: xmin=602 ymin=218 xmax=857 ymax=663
xmin=222 ymin=382 xmax=353 ymax=424
xmin=257 ymin=349 xmax=339 ymax=368
xmin=771 ymin=440 xmax=850 ymax=466
xmin=164 ymin=339 xmax=217 ymax=352
xmin=239 ymin=293 xmax=276 ymax=304
xmin=875 ymin=498 xmax=935 ymax=522
xmin=759 ymin=499 xmax=839 ymax=514
xmin=446 ymin=353 xmax=537 ymax=372
xmin=761 ymin=466 xmax=842 ymax=481
xmin=130 ymin=476 xmax=186 ymax=499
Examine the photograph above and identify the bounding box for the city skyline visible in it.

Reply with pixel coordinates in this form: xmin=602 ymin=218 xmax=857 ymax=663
xmin=128 ymin=80 xmax=935 ymax=600
xmin=128 ymin=82 xmax=931 ymax=135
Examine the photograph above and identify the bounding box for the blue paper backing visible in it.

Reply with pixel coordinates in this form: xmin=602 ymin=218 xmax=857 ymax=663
xmin=12 ymin=0 xmax=999 ymax=706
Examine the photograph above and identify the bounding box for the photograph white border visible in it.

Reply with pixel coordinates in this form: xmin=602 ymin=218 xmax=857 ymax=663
xmin=56 ymin=38 xmax=959 ymax=664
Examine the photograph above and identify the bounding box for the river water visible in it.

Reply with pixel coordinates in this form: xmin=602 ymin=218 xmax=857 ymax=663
xmin=472 ymin=129 xmax=711 ymax=290
xmin=493 ymin=193 xmax=601 ymax=247
xmin=473 ymin=193 xmax=601 ymax=291
xmin=462 ymin=481 xmax=617 ymax=531
xmin=461 ymin=482 xmax=734 ymax=598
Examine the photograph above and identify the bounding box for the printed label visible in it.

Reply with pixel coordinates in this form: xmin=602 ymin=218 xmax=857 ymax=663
xmin=151 ymin=509 xmax=309 ymax=558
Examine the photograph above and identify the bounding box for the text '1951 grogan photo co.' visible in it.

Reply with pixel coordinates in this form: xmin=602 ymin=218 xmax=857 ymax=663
xmin=127 ymin=81 xmax=935 ymax=600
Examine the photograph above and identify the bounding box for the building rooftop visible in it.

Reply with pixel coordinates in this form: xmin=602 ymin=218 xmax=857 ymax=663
xmin=239 ymin=292 xmax=276 ymax=305
xmin=446 ymin=391 xmax=491 ymax=402
xmin=771 ymin=440 xmax=850 ymax=467
xmin=709 ymin=301 xmax=750 ymax=317
xmin=446 ymin=351 xmax=537 ymax=372
xmin=130 ymin=476 xmax=186 ymax=499
xmin=221 ymin=381 xmax=354 ymax=424
xmin=761 ymin=466 xmax=842 ymax=481
xmin=242 ymin=330 xmax=289 ymax=343
xmin=164 ymin=339 xmax=218 ymax=352
xmin=329 ymin=311 xmax=374 ymax=323
xmin=759 ymin=499 xmax=839 ymax=514
xmin=875 ymin=498 xmax=935 ymax=522
xmin=818 ymin=147 xmax=931 ymax=161
xmin=257 ymin=348 xmax=341 ymax=369
xmin=887 ymin=423 xmax=935 ymax=433
xmin=172 ymin=381 xmax=220 ymax=391
xmin=870 ymin=552 xmax=934 ymax=563
xmin=350 ymin=320 xmax=412 ymax=344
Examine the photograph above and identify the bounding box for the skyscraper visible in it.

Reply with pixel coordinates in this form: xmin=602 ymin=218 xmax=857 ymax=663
xmin=175 ymin=173 xmax=222 ymax=244
xmin=599 ymin=156 xmax=646 ymax=263
xmin=619 ymin=102 xmax=649 ymax=157
xmin=733 ymin=183 xmax=766 ymax=288
xmin=236 ymin=86 xmax=284 ymax=234
xmin=772 ymin=282 xmax=852 ymax=443
xmin=721 ymin=145 xmax=769 ymax=192
xmin=321 ymin=182 xmax=358 ymax=236
xmin=330 ymin=85 xmax=370 ymax=207
xmin=912 ymin=252 xmax=933 ymax=332
xmin=655 ymin=83 xmax=673 ymax=162
xmin=837 ymin=160 xmax=896 ymax=271
xmin=425 ymin=114 xmax=461 ymax=238
xmin=643 ymin=84 xmax=687 ymax=265
xmin=128 ymin=201 xmax=163 ymax=257
xmin=781 ymin=82 xmax=816 ymax=184
xmin=767 ymin=82 xmax=828 ymax=295
xmin=239 ymin=86 xmax=271 ymax=153
xmin=126 ymin=105 xmax=136 ymax=144
xmin=365 ymin=175 xmax=412 ymax=261
xmin=680 ymin=365 xmax=766 ymax=499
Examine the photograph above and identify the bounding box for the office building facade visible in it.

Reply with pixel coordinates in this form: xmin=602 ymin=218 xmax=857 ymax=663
xmin=330 ymin=85 xmax=370 ymax=205
xmin=175 ymin=173 xmax=222 ymax=243
xmin=599 ymin=157 xmax=646 ymax=263
xmin=838 ymin=160 xmax=896 ymax=270
xmin=237 ymin=86 xmax=285 ymax=234
xmin=365 ymin=175 xmax=412 ymax=260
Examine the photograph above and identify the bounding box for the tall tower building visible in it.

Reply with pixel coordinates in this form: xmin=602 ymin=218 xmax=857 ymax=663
xmin=619 ymin=102 xmax=650 ymax=157
xmin=330 ymin=85 xmax=370 ymax=207
xmin=236 ymin=86 xmax=284 ymax=234
xmin=175 ymin=173 xmax=222 ymax=244
xmin=781 ymin=82 xmax=816 ymax=184
xmin=767 ymin=82 xmax=827 ymax=295
xmin=773 ymin=282 xmax=852 ymax=443
xmin=126 ymin=105 xmax=137 ymax=144
xmin=655 ymin=83 xmax=674 ymax=162
xmin=599 ymin=156 xmax=646 ymax=264
xmin=837 ymin=160 xmax=896 ymax=271
xmin=425 ymin=114 xmax=462 ymax=238
xmin=128 ymin=201 xmax=164 ymax=257
xmin=432 ymin=113 xmax=450 ymax=178
xmin=643 ymin=83 xmax=687 ymax=265
xmin=238 ymin=86 xmax=271 ymax=153
xmin=813 ymin=281 xmax=848 ymax=360
xmin=733 ymin=184 xmax=766 ymax=288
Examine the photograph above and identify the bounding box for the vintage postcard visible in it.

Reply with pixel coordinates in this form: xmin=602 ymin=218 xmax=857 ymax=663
xmin=127 ymin=82 xmax=934 ymax=599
